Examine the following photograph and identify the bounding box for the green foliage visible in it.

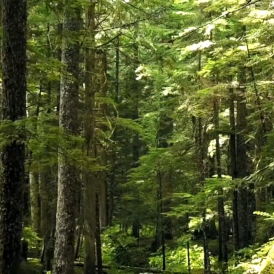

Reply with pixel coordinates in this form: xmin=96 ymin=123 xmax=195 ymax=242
xmin=20 ymin=259 xmax=43 ymax=274
xmin=22 ymin=227 xmax=42 ymax=258
xmin=23 ymin=227 xmax=41 ymax=249
xmin=102 ymin=226 xmax=149 ymax=267
xmin=149 ymin=244 xmax=204 ymax=273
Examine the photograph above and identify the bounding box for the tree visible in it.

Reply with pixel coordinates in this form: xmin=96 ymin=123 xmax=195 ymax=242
xmin=0 ymin=0 xmax=27 ymax=273
xmin=52 ymin=2 xmax=82 ymax=274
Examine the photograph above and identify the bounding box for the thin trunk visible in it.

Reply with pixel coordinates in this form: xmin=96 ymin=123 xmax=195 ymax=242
xmin=40 ymin=169 xmax=57 ymax=272
xmin=30 ymin=172 xmax=41 ymax=235
xmin=96 ymin=193 xmax=103 ymax=274
xmin=75 ymin=183 xmax=84 ymax=260
xmin=23 ymin=158 xmax=31 ymax=226
xmin=108 ymin=38 xmax=120 ymax=226
xmin=214 ymin=99 xmax=228 ymax=270
xmin=229 ymin=87 xmax=239 ymax=250
xmin=199 ymin=117 xmax=210 ymax=274
xmin=131 ymin=23 xmax=141 ymax=240
xmin=97 ymin=51 xmax=108 ymax=229
xmin=84 ymin=2 xmax=97 ymax=274
xmin=84 ymin=174 xmax=96 ymax=274
xmin=75 ymin=224 xmax=83 ymax=260
xmin=56 ymin=23 xmax=63 ymax=115
xmin=196 ymin=50 xmax=210 ymax=274
xmin=151 ymin=182 xmax=162 ymax=252
xmin=29 ymin=83 xmax=42 ymax=235
xmin=247 ymin=183 xmax=256 ymax=244
xmin=187 ymin=241 xmax=191 ymax=273
xmin=99 ymin=158 xmax=108 ymax=229
xmin=236 ymin=69 xmax=249 ymax=249
xmin=42 ymin=23 xmax=58 ymax=271
xmin=159 ymin=172 xmax=166 ymax=271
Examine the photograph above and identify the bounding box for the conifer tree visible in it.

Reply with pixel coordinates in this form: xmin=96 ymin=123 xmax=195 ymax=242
xmin=53 ymin=2 xmax=82 ymax=273
xmin=0 ymin=0 xmax=27 ymax=273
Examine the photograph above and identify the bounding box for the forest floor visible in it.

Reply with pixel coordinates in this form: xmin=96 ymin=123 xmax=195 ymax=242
xmin=21 ymin=233 xmax=274 ymax=274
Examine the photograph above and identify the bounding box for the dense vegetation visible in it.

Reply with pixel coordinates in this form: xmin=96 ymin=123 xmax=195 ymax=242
xmin=2 ymin=0 xmax=274 ymax=274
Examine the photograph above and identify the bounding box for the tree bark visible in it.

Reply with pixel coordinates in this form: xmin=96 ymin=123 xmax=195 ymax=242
xmin=84 ymin=2 xmax=97 ymax=274
xmin=52 ymin=3 xmax=81 ymax=274
xmin=0 ymin=0 xmax=27 ymax=273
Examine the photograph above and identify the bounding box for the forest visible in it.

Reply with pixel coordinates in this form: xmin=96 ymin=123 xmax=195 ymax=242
xmin=2 ymin=0 xmax=274 ymax=274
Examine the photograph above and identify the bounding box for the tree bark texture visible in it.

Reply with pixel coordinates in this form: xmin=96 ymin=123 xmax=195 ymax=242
xmin=0 ymin=0 xmax=27 ymax=273
xmin=53 ymin=3 xmax=81 ymax=274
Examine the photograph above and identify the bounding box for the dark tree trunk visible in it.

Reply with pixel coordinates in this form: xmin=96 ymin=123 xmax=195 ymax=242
xmin=0 ymin=0 xmax=27 ymax=273
xmin=23 ymin=165 xmax=31 ymax=226
xmin=52 ymin=4 xmax=82 ymax=274
xmin=198 ymin=117 xmax=211 ymax=274
xmin=40 ymin=169 xmax=57 ymax=272
xmin=214 ymin=99 xmax=228 ymax=268
xmin=84 ymin=3 xmax=97 ymax=274
xmin=30 ymin=172 xmax=41 ymax=235
xmin=75 ymin=184 xmax=84 ymax=260
xmin=108 ymin=38 xmax=120 ymax=227
xmin=96 ymin=193 xmax=103 ymax=274
xmin=247 ymin=183 xmax=256 ymax=244
xmin=229 ymin=87 xmax=239 ymax=250
xmin=131 ymin=24 xmax=141 ymax=240
xmin=94 ymin=50 xmax=109 ymax=229
xmin=235 ymin=70 xmax=249 ymax=250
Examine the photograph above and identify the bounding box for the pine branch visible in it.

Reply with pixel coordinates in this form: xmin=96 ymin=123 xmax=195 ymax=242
xmin=175 ymin=0 xmax=264 ymax=40
xmin=100 ymin=8 xmax=166 ymax=32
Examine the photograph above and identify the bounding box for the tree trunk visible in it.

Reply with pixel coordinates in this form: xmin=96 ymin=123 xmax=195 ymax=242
xmin=96 ymin=193 xmax=103 ymax=274
xmin=52 ymin=3 xmax=82 ymax=274
xmin=40 ymin=169 xmax=57 ymax=272
xmin=0 ymin=0 xmax=27 ymax=273
xmin=214 ymin=99 xmax=228 ymax=270
xmin=247 ymin=183 xmax=256 ymax=244
xmin=235 ymin=69 xmax=249 ymax=250
xmin=107 ymin=38 xmax=120 ymax=227
xmin=84 ymin=174 xmax=96 ymax=274
xmin=23 ymin=161 xmax=31 ymax=226
xmin=229 ymin=87 xmax=239 ymax=250
xmin=30 ymin=172 xmax=41 ymax=235
xmin=96 ymin=50 xmax=108 ymax=229
xmin=84 ymin=2 xmax=97 ymax=274
xmin=75 ymin=182 xmax=84 ymax=260
xmin=200 ymin=122 xmax=210 ymax=274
